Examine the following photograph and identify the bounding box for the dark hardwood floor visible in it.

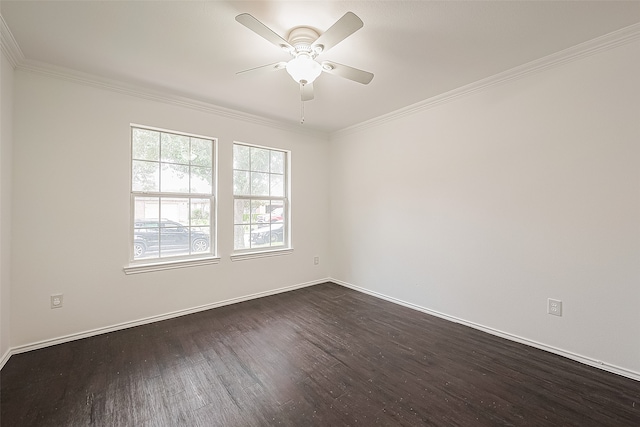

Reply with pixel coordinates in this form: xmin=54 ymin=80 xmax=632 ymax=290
xmin=1 ymin=282 xmax=639 ymax=426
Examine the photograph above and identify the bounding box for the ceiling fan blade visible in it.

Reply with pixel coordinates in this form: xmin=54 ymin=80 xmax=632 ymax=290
xmin=321 ymin=61 xmax=374 ymax=85
xmin=311 ymin=12 xmax=363 ymax=54
xmin=236 ymin=62 xmax=287 ymax=75
xmin=301 ymin=83 xmax=314 ymax=101
xmin=236 ymin=13 xmax=294 ymax=52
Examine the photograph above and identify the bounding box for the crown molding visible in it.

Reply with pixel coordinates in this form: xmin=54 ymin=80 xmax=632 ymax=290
xmin=333 ymin=22 xmax=640 ymax=138
xmin=0 ymin=14 xmax=25 ymax=68
xmin=16 ymin=59 xmax=328 ymax=139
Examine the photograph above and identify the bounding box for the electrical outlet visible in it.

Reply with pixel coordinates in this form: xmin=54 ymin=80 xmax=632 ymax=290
xmin=548 ymin=298 xmax=562 ymax=316
xmin=51 ymin=294 xmax=63 ymax=309
xmin=314 ymin=256 xmax=319 ymax=265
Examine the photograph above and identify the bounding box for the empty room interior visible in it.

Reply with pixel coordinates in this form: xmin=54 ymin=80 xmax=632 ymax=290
xmin=1 ymin=1 xmax=639 ymax=425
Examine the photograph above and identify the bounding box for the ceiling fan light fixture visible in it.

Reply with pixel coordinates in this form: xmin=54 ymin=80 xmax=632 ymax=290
xmin=286 ymin=53 xmax=322 ymax=84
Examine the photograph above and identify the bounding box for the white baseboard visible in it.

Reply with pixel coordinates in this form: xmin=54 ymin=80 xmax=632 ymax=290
xmin=5 ymin=277 xmax=638 ymax=383
xmin=6 ymin=278 xmax=330 ymax=360
xmin=331 ymin=278 xmax=640 ymax=382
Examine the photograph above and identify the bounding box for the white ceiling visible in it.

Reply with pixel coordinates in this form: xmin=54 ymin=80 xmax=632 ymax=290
xmin=2 ymin=1 xmax=639 ymax=133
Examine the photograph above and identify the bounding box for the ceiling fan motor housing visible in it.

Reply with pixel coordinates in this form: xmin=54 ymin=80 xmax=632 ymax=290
xmin=288 ymin=27 xmax=322 ymax=56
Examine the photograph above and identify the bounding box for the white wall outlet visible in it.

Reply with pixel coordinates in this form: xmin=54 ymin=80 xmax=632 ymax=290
xmin=548 ymin=298 xmax=562 ymax=316
xmin=314 ymin=256 xmax=319 ymax=265
xmin=51 ymin=294 xmax=63 ymax=309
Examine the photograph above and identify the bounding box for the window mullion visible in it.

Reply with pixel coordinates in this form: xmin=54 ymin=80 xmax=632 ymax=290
xmin=233 ymin=195 xmax=285 ymax=201
xmin=188 ymin=137 xmax=192 ymax=198
xmin=158 ymin=133 xmax=162 ymax=193
xmin=132 ymin=192 xmax=212 ymax=198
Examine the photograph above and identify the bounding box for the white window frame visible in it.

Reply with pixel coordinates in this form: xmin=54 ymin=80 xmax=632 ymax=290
xmin=231 ymin=142 xmax=292 ymax=261
xmin=124 ymin=125 xmax=219 ymax=274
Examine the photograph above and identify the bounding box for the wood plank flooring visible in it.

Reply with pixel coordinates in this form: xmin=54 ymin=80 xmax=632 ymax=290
xmin=1 ymin=282 xmax=639 ymax=426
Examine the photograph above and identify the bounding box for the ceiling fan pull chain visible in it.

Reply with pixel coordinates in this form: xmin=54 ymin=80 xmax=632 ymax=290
xmin=300 ymin=99 xmax=305 ymax=125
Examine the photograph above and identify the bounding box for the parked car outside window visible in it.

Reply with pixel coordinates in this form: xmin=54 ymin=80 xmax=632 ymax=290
xmin=133 ymin=219 xmax=210 ymax=258
xmin=257 ymin=207 xmax=284 ymax=223
xmin=250 ymin=223 xmax=284 ymax=245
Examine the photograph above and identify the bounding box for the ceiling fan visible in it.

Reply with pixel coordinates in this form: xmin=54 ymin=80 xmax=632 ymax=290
xmin=235 ymin=11 xmax=374 ymax=103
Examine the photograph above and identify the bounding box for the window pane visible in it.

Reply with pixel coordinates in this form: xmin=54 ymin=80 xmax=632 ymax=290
xmin=250 ymin=147 xmax=269 ymax=172
xmin=270 ymin=151 xmax=284 ymax=174
xmin=160 ymin=222 xmax=190 ymax=258
xmin=252 ymin=200 xmax=268 ymax=224
xmin=234 ymin=199 xmax=251 ymax=225
xmin=161 ymin=133 xmax=190 ymax=164
xmin=134 ymin=197 xmax=159 ymax=223
xmin=134 ymin=227 xmax=159 ymax=259
xmin=132 ymin=160 xmax=159 ymax=192
xmin=157 ymin=199 xmax=190 ymax=257
xmin=270 ymin=174 xmax=284 ymax=197
xmin=269 ymin=222 xmax=285 ymax=247
xmin=268 ymin=202 xmax=284 ymax=223
xmin=160 ymin=164 xmax=190 ymax=193
xmin=191 ymin=167 xmax=212 ymax=194
xmin=233 ymin=200 xmax=251 ymax=224
xmin=133 ymin=197 xmax=160 ymax=259
xmin=132 ymin=129 xmax=160 ymax=161
xmin=160 ymin=198 xmax=189 ymax=225
xmin=251 ymin=172 xmax=269 ymax=196
xmin=250 ymin=222 xmax=268 ymax=247
xmin=250 ymin=222 xmax=284 ymax=247
xmin=191 ymin=199 xmax=210 ymax=226
xmin=190 ymin=227 xmax=211 ymax=253
xmin=233 ymin=144 xmax=250 ymax=170
xmin=191 ymin=138 xmax=212 ymax=167
xmin=234 ymin=224 xmax=250 ymax=250
xmin=233 ymin=170 xmax=250 ymax=195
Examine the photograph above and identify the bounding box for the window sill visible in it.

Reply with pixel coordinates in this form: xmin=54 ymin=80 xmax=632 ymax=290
xmin=124 ymin=256 xmax=220 ymax=275
xmin=230 ymin=248 xmax=293 ymax=262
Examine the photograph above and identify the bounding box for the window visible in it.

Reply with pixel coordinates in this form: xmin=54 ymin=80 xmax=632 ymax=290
xmin=130 ymin=126 xmax=215 ymax=262
xmin=233 ymin=143 xmax=288 ymax=252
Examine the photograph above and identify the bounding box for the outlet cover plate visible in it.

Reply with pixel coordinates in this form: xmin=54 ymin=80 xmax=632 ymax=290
xmin=51 ymin=294 xmax=63 ymax=309
xmin=548 ymin=298 xmax=562 ymax=316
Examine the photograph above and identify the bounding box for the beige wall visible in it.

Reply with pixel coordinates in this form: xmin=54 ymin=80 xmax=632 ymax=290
xmin=330 ymin=40 xmax=640 ymax=376
xmin=0 ymin=44 xmax=14 ymax=363
xmin=10 ymin=70 xmax=331 ymax=347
